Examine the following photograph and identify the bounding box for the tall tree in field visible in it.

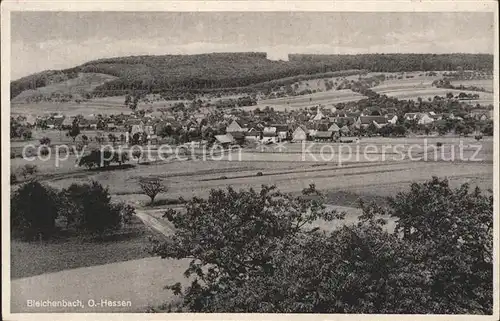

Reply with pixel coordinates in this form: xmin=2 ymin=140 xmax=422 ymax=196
xmin=138 ymin=177 xmax=167 ymax=205
xmin=124 ymin=94 xmax=132 ymax=107
xmin=67 ymin=118 xmax=80 ymax=142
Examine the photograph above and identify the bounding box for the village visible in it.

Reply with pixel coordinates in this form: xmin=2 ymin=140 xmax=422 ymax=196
xmin=11 ymin=92 xmax=494 ymax=155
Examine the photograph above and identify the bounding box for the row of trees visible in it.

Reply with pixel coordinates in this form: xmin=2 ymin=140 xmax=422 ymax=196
xmin=358 ymin=119 xmax=493 ymax=138
xmin=152 ymin=177 xmax=493 ymax=313
xmin=11 ymin=180 xmax=134 ymax=240
xmin=77 ymin=149 xmax=130 ymax=169
xmin=432 ymin=79 xmax=488 ymax=93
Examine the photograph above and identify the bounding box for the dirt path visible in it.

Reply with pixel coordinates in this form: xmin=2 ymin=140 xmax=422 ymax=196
xmin=135 ymin=209 xmax=175 ymax=237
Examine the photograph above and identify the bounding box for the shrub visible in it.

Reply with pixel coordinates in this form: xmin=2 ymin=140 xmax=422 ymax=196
xmin=11 ymin=180 xmax=60 ymax=240
xmin=39 ymin=146 xmax=50 ymax=156
xmin=22 ymin=129 xmax=32 ymax=140
xmin=113 ymin=203 xmax=136 ymax=225
xmin=475 ymin=135 xmax=483 ymax=141
xmin=20 ymin=164 xmax=38 ymax=179
xmin=256 ymin=172 xmax=264 ymax=176
xmin=61 ymin=181 xmax=122 ymax=235
xmin=77 ymin=149 xmax=128 ymax=169
xmin=132 ymin=150 xmax=142 ymax=163
xmin=436 ymin=142 xmax=443 ymax=147
xmin=10 ymin=173 xmax=18 ymax=184
xmin=219 ymin=176 xmax=228 ymax=180
xmin=39 ymin=137 xmax=51 ymax=145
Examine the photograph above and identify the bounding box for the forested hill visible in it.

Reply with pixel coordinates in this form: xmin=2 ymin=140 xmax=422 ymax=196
xmin=289 ymin=53 xmax=493 ymax=72
xmin=11 ymin=52 xmax=493 ymax=98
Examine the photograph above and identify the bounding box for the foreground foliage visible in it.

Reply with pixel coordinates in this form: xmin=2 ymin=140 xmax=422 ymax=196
xmin=153 ymin=178 xmax=493 ymax=314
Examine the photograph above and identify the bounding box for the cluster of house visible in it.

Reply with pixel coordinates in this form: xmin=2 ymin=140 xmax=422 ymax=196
xmin=214 ymin=109 xmax=397 ymax=146
xmin=14 ymin=109 xmax=210 ymax=136
xmin=213 ymin=107 xmax=492 ymax=146
xmin=13 ymin=104 xmax=492 ymax=147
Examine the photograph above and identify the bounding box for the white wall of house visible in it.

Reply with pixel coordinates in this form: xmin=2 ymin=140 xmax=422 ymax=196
xmin=418 ymin=115 xmax=435 ymax=125
xmin=387 ymin=116 xmax=398 ymax=124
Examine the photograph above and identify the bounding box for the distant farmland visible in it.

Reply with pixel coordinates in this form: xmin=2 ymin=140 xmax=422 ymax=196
xmin=449 ymin=79 xmax=494 ymax=92
xmin=372 ymin=74 xmax=494 ymax=105
xmin=373 ymin=86 xmax=494 ymax=104
xmin=241 ymin=89 xmax=367 ymax=111
xmin=10 ymin=101 xmax=132 ymax=117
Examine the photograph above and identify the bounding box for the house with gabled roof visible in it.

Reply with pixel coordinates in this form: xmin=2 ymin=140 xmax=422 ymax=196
xmin=262 ymin=127 xmax=278 ymax=143
xmin=291 ymin=125 xmax=308 ymax=142
xmin=311 ymin=109 xmax=325 ymax=121
xmin=23 ymin=114 xmax=37 ymax=127
xmin=46 ymin=116 xmax=65 ymax=129
xmin=61 ymin=117 xmax=74 ymax=129
xmin=215 ymin=134 xmax=234 ymax=147
xmin=244 ymin=128 xmax=261 ymax=141
xmin=417 ymin=113 xmax=435 ymax=125
xmin=315 ymin=131 xmax=334 ymax=142
xmin=226 ymin=120 xmax=245 ymax=133
xmin=355 ymin=116 xmax=388 ymax=129
xmin=386 ymin=114 xmax=398 ymax=124
xmin=333 ymin=116 xmax=356 ymax=127
xmin=328 ymin=123 xmax=340 ymax=132
xmin=404 ymin=113 xmax=419 ymax=121
xmin=340 ymin=125 xmax=350 ymax=135
xmin=272 ymin=124 xmax=289 ymax=141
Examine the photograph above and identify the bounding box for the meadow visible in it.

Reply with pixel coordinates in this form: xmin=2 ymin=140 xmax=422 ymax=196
xmin=10 ymin=216 xmax=154 ymax=279
xmin=11 ymin=136 xmax=493 ymax=204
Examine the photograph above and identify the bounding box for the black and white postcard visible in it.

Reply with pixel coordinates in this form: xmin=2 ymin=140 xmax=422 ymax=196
xmin=1 ymin=1 xmax=498 ymax=320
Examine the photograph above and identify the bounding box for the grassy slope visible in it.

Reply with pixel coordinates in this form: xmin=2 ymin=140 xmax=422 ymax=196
xmin=12 ymin=73 xmax=118 ymax=103
xmin=11 ymin=216 xmax=155 ymax=279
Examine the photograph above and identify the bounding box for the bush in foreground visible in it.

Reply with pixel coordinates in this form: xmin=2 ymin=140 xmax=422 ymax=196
xmin=152 ymin=178 xmax=492 ymax=314
xmin=11 ymin=181 xmax=59 ymax=240
xmin=61 ymin=181 xmax=123 ymax=235
xmin=12 ymin=180 xmax=133 ymax=240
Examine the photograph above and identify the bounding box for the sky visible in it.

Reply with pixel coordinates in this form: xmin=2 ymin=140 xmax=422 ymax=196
xmin=11 ymin=12 xmax=495 ymax=80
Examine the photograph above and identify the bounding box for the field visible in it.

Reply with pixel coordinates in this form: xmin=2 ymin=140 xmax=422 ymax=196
xmin=10 ymin=216 xmax=154 ymax=279
xmin=11 ymin=69 xmax=495 ymax=117
xmin=11 ymin=101 xmax=133 ymax=117
xmin=11 ymin=73 xmax=118 ymax=104
xmin=11 ymin=136 xmax=493 ymax=204
xmin=241 ymin=89 xmax=367 ymax=111
xmin=449 ymin=79 xmax=494 ymax=92
xmin=10 ymin=135 xmax=494 ymax=312
xmin=12 ymin=96 xmax=211 ymax=117
xmin=372 ymin=73 xmax=494 ymax=105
